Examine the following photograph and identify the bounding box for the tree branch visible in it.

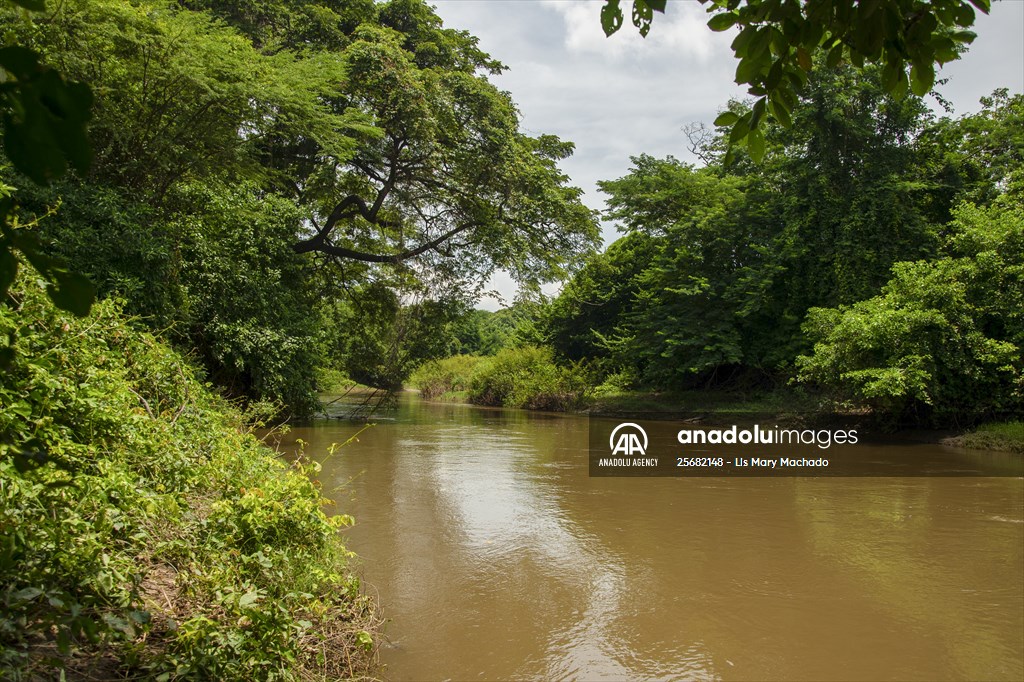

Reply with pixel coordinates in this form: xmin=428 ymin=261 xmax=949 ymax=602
xmin=295 ymin=222 xmax=474 ymax=263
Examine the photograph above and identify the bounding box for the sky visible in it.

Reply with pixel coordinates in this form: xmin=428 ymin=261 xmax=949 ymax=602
xmin=428 ymin=0 xmax=1024 ymax=309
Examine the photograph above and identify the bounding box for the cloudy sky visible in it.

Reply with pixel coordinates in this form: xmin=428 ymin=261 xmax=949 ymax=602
xmin=428 ymin=0 xmax=1024 ymax=308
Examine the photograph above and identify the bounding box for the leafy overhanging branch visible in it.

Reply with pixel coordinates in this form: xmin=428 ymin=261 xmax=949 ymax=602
xmin=1 ymin=3 xmax=96 ymax=319
xmin=601 ymin=0 xmax=990 ymax=162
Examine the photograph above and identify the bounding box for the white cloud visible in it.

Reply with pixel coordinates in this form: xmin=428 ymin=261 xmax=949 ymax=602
xmin=543 ymin=0 xmax=720 ymax=62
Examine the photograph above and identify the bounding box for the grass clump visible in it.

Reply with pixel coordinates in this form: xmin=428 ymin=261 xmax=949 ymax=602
xmin=945 ymin=421 xmax=1024 ymax=454
xmin=0 ymin=277 xmax=378 ymax=680
xmin=467 ymin=346 xmax=592 ymax=412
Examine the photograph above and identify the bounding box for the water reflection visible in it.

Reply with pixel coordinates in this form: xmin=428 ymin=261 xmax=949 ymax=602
xmin=276 ymin=395 xmax=1024 ymax=681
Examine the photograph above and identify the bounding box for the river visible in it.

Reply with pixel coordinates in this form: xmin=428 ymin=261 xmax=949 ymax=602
xmin=278 ymin=394 xmax=1024 ymax=681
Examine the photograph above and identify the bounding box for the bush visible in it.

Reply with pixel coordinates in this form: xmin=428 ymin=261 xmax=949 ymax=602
xmin=0 ymin=276 xmax=378 ymax=679
xmin=411 ymin=354 xmax=484 ymax=400
xmin=467 ymin=346 xmax=592 ymax=411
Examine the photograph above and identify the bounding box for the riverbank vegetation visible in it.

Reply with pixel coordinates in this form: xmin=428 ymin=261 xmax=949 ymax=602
xmin=414 ymin=78 xmax=1022 ymax=431
xmin=0 ymin=278 xmax=378 ymax=678
xmin=944 ymin=421 xmax=1024 ymax=455
xmin=411 ymin=347 xmax=591 ymax=412
xmin=1 ymin=0 xmax=596 ymax=676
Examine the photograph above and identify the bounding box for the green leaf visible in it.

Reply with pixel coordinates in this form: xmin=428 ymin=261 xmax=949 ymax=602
xmin=749 ymin=27 xmax=772 ymax=61
xmin=239 ymin=590 xmax=260 ymax=608
xmin=881 ymin=62 xmax=900 ymax=92
xmin=0 ymin=47 xmax=93 ymax=185
xmin=708 ymin=12 xmax=739 ymax=32
xmin=632 ymin=0 xmax=654 ymax=38
xmin=953 ymin=3 xmax=975 ymax=27
xmin=0 ymin=45 xmax=39 ymax=73
xmin=892 ymin=69 xmax=909 ymax=98
xmin=767 ymin=97 xmax=792 ymax=127
xmin=765 ymin=58 xmax=785 ymax=90
xmin=728 ymin=116 xmax=750 ymax=145
xmin=601 ymin=0 xmax=624 ymax=36
xmin=731 ymin=26 xmax=757 ymax=56
xmin=48 ymin=269 xmax=96 ymax=317
xmin=796 ymin=47 xmax=812 ymax=71
xmin=9 ymin=0 xmax=46 ymax=9
xmin=933 ymin=38 xmax=959 ymax=63
xmin=714 ymin=111 xmax=739 ymax=127
xmin=966 ymin=0 xmax=990 ymax=15
xmin=645 ymin=0 xmax=666 ymax=12
xmin=735 ymin=56 xmax=763 ymax=84
xmin=950 ymin=29 xmax=977 ymax=44
xmin=12 ymin=587 xmax=43 ymax=602
xmin=749 ymin=97 xmax=766 ymax=129
xmin=910 ymin=62 xmax=934 ymax=96
xmin=826 ymin=43 xmax=844 ymax=68
xmin=747 ymin=128 xmax=766 ymax=163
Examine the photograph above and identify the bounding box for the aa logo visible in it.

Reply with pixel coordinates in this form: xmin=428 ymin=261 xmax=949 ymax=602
xmin=609 ymin=423 xmax=648 ymax=456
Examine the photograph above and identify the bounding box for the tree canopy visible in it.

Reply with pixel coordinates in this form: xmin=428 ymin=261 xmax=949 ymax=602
xmin=0 ymin=0 xmax=598 ymax=408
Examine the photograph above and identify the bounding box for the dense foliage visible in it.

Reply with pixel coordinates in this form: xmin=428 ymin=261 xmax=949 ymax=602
xmin=545 ymin=71 xmax=1022 ymax=426
xmin=465 ymin=346 xmax=592 ymax=412
xmin=412 ymin=347 xmax=591 ymax=412
xmin=797 ymin=198 xmax=1023 ymax=422
xmin=0 ymin=276 xmax=376 ymax=678
xmin=411 ymin=354 xmax=485 ymax=401
xmin=0 ymin=0 xmax=596 ymax=410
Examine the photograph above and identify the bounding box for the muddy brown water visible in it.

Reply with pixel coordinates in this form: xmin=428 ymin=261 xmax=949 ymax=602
xmin=277 ymin=395 xmax=1024 ymax=681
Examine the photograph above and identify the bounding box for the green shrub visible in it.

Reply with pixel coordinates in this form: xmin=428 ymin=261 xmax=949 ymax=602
xmin=411 ymin=354 xmax=484 ymax=400
xmin=467 ymin=346 xmax=592 ymax=411
xmin=0 ymin=276 xmax=377 ymax=679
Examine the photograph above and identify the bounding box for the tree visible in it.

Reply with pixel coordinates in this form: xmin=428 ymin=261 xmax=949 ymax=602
xmin=920 ymin=88 xmax=1024 ymax=207
xmin=329 ymin=281 xmax=465 ymax=390
xmin=3 ymin=0 xmax=599 ymax=409
xmin=595 ymin=157 xmax=766 ymax=386
xmin=554 ymin=64 xmax=961 ymax=391
xmin=600 ymin=0 xmax=990 ymax=162
xmin=288 ymin=9 xmax=599 ymax=288
xmin=544 ymin=230 xmax=659 ymax=377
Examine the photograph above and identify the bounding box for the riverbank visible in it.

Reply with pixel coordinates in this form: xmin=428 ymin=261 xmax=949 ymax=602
xmin=0 ymin=280 xmax=379 ymax=679
xmin=942 ymin=421 xmax=1024 ymax=454
xmin=405 ymin=371 xmax=1022 ymax=454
